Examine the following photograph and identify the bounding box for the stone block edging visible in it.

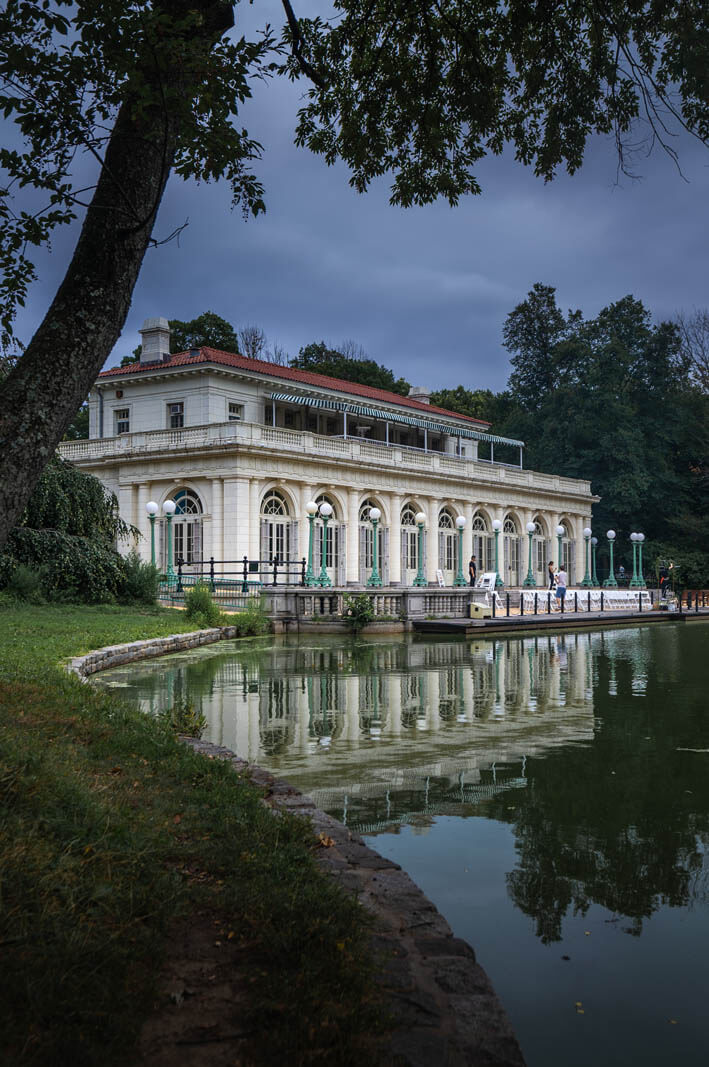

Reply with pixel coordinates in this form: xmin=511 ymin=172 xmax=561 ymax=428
xmin=68 ymin=625 xmax=244 ymax=680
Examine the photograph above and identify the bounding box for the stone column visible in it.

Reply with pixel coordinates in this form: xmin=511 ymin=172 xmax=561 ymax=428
xmin=389 ymin=493 xmax=402 ymax=585
xmin=136 ymin=482 xmax=150 ymax=561
xmin=574 ymin=514 xmax=585 ymax=585
xmin=248 ymin=478 xmax=260 ymax=562
xmin=210 ymin=480 xmax=222 ymax=563
xmin=463 ymin=501 xmax=474 ymax=562
xmin=346 ymin=488 xmax=360 ymax=585
xmin=117 ymin=485 xmax=133 ymax=555
xmin=426 ymin=497 xmax=440 ymax=583
xmin=223 ymin=477 xmax=249 ymax=563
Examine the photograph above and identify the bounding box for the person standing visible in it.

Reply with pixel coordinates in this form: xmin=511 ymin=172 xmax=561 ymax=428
xmin=547 ymin=561 xmax=556 ymax=590
xmin=468 ymin=555 xmax=477 ymax=587
xmin=555 ymin=566 xmax=568 ymax=610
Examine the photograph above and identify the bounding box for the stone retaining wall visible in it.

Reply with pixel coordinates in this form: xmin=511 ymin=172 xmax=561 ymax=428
xmin=68 ymin=625 xmax=243 ymax=679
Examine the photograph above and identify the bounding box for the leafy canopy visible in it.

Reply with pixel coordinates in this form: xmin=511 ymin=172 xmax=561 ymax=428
xmin=3 ymin=0 xmax=709 ymax=346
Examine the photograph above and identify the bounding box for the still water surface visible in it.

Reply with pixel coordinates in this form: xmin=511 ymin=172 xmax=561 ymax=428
xmin=96 ymin=623 xmax=709 ymax=1066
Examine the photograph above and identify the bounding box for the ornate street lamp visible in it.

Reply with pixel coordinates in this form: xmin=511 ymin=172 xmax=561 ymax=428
xmin=556 ymin=524 xmax=565 ymax=570
xmin=492 ymin=518 xmax=503 ymax=588
xmin=146 ymin=500 xmax=159 ymax=566
xmin=582 ymin=527 xmax=593 ymax=587
xmin=603 ymin=529 xmax=618 ymax=587
xmin=523 ymin=521 xmax=537 ymax=588
xmin=317 ymin=501 xmax=333 ymax=587
xmin=591 ymin=536 xmax=599 ymax=586
xmin=305 ymin=500 xmax=318 ymax=587
xmin=162 ymin=498 xmax=177 ymax=584
xmin=454 ymin=515 xmax=467 ymax=586
xmin=367 ymin=507 xmax=383 ymax=587
xmin=413 ymin=512 xmax=427 ymax=587
xmin=629 ymin=532 xmax=640 ymax=587
xmin=637 ymin=532 xmax=645 ymax=587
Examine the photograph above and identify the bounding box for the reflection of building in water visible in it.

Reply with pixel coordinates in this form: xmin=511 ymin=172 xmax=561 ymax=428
xmin=94 ymin=627 xmax=662 ymax=830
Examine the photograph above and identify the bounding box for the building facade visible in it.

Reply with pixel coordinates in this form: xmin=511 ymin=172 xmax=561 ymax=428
xmin=59 ymin=318 xmax=598 ymax=587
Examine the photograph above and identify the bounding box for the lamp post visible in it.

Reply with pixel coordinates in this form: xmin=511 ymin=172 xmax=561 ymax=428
xmin=582 ymin=527 xmax=593 ymax=587
xmin=629 ymin=532 xmax=640 ymax=587
xmin=591 ymin=536 xmax=599 ymax=586
xmin=637 ymin=532 xmax=645 ymax=587
xmin=305 ymin=501 xmax=318 ymax=587
xmin=413 ymin=512 xmax=427 ymax=587
xmin=454 ymin=515 xmax=467 ymax=586
xmin=556 ymin=524 xmax=565 ymax=571
xmin=317 ymin=501 xmax=333 ymax=587
xmin=367 ymin=507 xmax=383 ymax=587
xmin=492 ymin=518 xmax=503 ymax=588
xmin=523 ymin=521 xmax=536 ymax=587
xmin=162 ymin=499 xmax=177 ymax=584
xmin=603 ymin=529 xmax=618 ymax=587
xmin=146 ymin=501 xmax=159 ymax=566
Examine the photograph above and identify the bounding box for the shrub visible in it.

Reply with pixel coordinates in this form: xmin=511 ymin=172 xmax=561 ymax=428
xmin=184 ymin=582 xmax=224 ymax=627
xmin=342 ymin=593 xmax=375 ymax=633
xmin=157 ymin=697 xmax=207 ymax=738
xmin=230 ymin=597 xmax=270 ymax=636
xmin=4 ymin=564 xmax=45 ymax=603
xmin=0 ymin=528 xmax=124 ymax=603
xmin=119 ymin=549 xmax=160 ymax=605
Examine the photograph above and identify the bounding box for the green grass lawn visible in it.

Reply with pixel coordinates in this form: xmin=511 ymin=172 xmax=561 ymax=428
xmin=0 ymin=603 xmax=380 ymax=1065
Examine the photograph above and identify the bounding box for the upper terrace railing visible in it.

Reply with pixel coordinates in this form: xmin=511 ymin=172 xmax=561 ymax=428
xmin=58 ymin=420 xmax=592 ymax=498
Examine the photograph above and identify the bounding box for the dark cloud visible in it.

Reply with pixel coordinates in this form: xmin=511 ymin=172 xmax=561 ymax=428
xmin=13 ymin=0 xmax=709 ymax=394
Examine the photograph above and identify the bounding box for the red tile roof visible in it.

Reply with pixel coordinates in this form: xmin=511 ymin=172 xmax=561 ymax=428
xmin=99 ymin=347 xmax=491 ymax=428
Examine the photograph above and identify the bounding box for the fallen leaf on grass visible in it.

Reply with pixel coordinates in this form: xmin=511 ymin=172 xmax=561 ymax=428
xmin=173 ymin=814 xmax=182 ymax=824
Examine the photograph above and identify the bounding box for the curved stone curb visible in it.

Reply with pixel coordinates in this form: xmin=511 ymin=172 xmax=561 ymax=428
xmin=184 ymin=737 xmax=526 ymax=1067
xmin=67 ymin=625 xmax=243 ymax=680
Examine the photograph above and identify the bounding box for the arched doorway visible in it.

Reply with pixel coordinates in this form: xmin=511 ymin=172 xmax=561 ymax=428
xmin=260 ymin=490 xmax=298 ymax=565
xmin=163 ymin=488 xmax=203 ymax=571
xmin=314 ymin=493 xmax=345 ymax=585
xmin=358 ymin=498 xmax=389 ymax=585
xmin=401 ymin=504 xmax=422 ymax=586
xmin=438 ymin=508 xmax=457 ymax=586
xmin=471 ymin=512 xmax=493 ymax=574
xmin=503 ymin=516 xmax=521 ymax=586
xmin=532 ymin=517 xmax=549 ymax=586
xmin=559 ymin=520 xmax=576 ymax=580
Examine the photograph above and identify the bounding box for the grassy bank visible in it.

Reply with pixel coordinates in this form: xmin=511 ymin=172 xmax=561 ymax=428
xmin=0 ymin=604 xmax=380 ymax=1065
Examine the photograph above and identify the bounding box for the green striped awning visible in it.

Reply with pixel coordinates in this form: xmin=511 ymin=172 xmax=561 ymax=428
xmin=269 ymin=392 xmax=524 ymax=447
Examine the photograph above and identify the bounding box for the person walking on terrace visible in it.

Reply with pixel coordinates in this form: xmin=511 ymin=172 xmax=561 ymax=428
xmin=469 ymin=555 xmax=477 ymax=587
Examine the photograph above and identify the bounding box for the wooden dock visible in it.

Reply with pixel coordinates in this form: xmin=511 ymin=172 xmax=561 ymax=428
xmin=412 ymin=607 xmax=709 ymax=637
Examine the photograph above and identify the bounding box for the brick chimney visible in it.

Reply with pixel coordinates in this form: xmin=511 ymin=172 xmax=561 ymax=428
xmin=139 ymin=317 xmax=171 ymax=364
xmin=408 ymin=385 xmax=431 ymax=404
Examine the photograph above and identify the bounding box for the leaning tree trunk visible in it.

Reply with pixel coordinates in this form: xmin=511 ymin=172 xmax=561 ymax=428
xmin=0 ymin=0 xmax=234 ymax=553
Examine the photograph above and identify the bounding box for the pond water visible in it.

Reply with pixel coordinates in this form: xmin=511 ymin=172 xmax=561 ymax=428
xmin=95 ymin=623 xmax=709 ymax=1067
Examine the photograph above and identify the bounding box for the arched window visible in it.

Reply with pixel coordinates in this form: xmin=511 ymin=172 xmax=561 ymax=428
xmin=359 ymin=498 xmax=379 ymax=523
xmin=438 ymin=509 xmax=455 ymax=529
xmin=401 ymin=506 xmax=418 ymax=527
xmin=261 ymin=489 xmax=294 ymax=562
xmin=532 ymin=519 xmax=547 ymax=577
xmin=174 ymin=488 xmax=202 ymax=515
xmin=262 ymin=490 xmax=290 ymax=517
xmin=472 ymin=512 xmax=492 ymax=571
xmin=314 ymin=494 xmax=341 ymax=580
xmin=502 ymin=516 xmax=520 ymax=585
xmin=558 ymin=520 xmax=575 ymax=576
xmin=401 ymin=506 xmax=420 ymax=576
xmin=168 ymin=488 xmax=203 ymax=566
xmin=438 ymin=509 xmax=456 ymax=574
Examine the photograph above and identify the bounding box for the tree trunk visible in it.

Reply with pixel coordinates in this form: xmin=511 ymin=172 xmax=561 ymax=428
xmin=0 ymin=0 xmax=234 ymax=553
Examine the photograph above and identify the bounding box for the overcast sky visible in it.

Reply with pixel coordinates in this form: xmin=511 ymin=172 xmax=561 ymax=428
xmin=13 ymin=0 xmax=709 ymax=394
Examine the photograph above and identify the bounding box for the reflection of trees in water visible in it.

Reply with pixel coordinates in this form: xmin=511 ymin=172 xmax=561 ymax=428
xmin=486 ymin=626 xmax=709 ymax=943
